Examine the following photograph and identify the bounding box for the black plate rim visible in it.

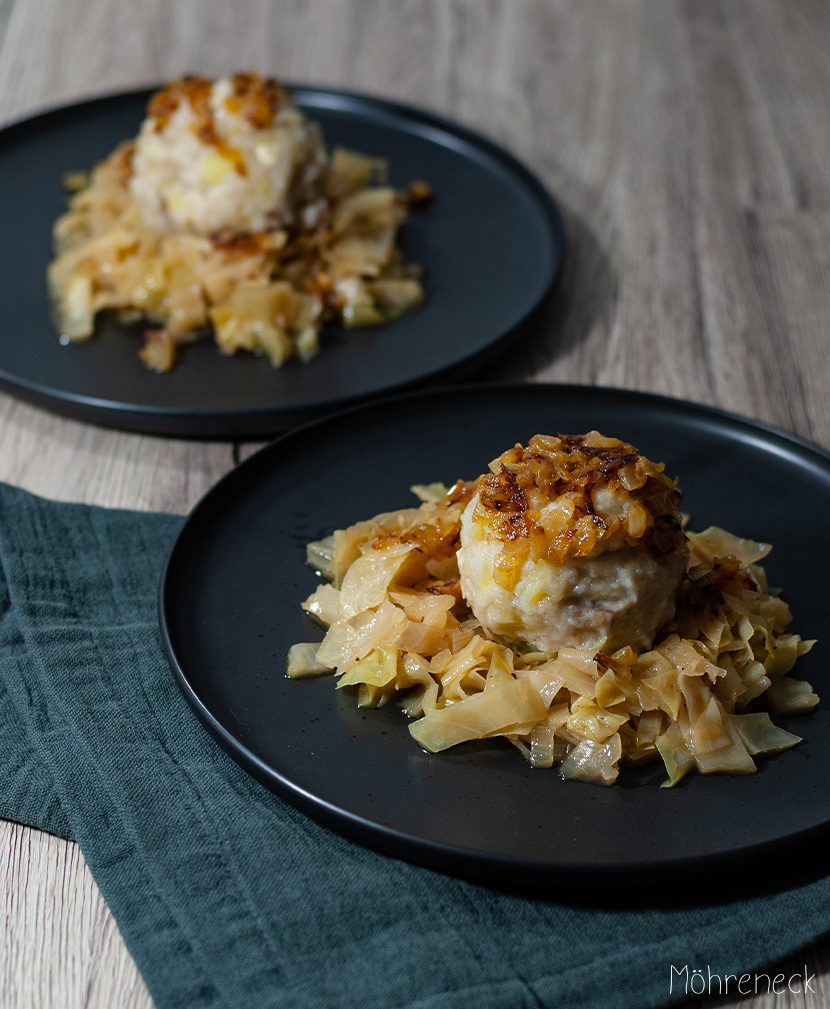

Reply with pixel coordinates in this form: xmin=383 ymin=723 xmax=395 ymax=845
xmin=159 ymin=382 xmax=830 ymax=887
xmin=0 ymin=86 xmax=565 ymax=438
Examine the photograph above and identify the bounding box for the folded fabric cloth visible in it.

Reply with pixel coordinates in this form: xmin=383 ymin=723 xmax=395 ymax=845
xmin=0 ymin=480 xmax=828 ymax=1009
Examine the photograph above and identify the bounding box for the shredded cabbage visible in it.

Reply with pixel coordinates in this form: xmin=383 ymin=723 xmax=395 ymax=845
xmin=286 ymin=643 xmax=333 ymax=678
xmin=288 ymin=478 xmax=818 ymax=787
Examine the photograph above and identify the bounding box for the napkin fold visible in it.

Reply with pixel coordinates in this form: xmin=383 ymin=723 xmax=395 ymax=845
xmin=0 ymin=480 xmax=828 ymax=1009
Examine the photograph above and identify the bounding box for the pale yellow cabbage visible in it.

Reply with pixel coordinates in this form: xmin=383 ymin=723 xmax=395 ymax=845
xmin=49 ymin=129 xmax=425 ymax=372
xmin=286 ymin=642 xmax=332 ymax=678
xmin=409 ymin=677 xmax=547 ymax=752
xmin=288 ymin=485 xmax=818 ymax=787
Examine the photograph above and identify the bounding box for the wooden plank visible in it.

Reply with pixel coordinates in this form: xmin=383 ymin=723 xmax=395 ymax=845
xmin=0 ymin=820 xmax=151 ymax=1008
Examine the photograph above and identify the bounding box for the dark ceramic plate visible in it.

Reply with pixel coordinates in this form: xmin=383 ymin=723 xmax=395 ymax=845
xmin=160 ymin=384 xmax=829 ymax=887
xmin=0 ymin=87 xmax=562 ymax=438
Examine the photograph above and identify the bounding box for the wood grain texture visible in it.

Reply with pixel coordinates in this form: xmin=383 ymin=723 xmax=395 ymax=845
xmin=1 ymin=1 xmax=829 ymax=1007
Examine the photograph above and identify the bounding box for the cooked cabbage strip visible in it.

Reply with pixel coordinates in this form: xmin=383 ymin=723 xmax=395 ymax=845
xmin=409 ymin=678 xmax=547 ymax=752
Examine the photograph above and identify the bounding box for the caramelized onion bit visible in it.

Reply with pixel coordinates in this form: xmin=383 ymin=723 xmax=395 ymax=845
xmin=473 ymin=432 xmax=686 ymax=563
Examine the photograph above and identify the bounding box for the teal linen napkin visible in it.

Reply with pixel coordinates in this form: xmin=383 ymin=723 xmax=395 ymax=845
xmin=0 ymin=480 xmax=827 ymax=1009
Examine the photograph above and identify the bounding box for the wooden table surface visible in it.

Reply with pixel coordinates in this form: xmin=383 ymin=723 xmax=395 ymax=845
xmin=1 ymin=1 xmax=829 ymax=1006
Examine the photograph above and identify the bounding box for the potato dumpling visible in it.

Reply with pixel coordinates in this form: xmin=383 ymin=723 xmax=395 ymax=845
xmin=130 ymin=73 xmax=327 ymax=236
xmin=457 ymin=432 xmax=689 ymax=654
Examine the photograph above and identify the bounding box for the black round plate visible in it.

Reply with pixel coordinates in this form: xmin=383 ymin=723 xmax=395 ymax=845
xmin=160 ymin=384 xmax=830 ymax=887
xmin=0 ymin=88 xmax=562 ymax=438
